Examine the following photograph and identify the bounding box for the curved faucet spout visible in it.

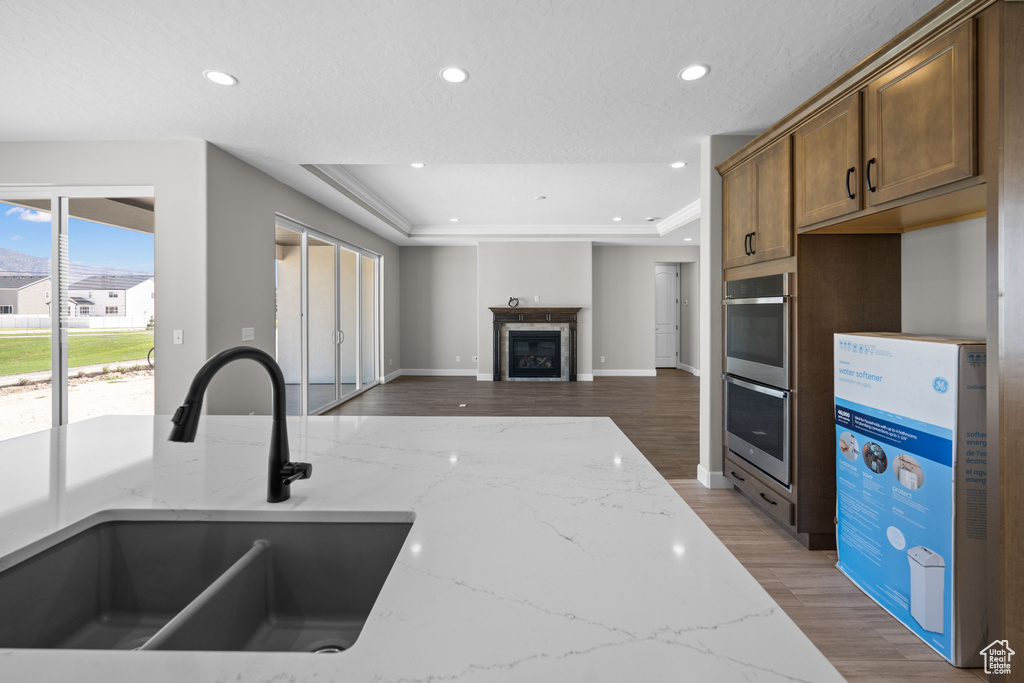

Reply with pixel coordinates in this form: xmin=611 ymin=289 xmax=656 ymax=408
xmin=168 ymin=346 xmax=311 ymax=503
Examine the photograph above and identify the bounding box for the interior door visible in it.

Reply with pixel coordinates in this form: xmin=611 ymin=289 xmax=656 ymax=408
xmin=655 ymin=264 xmax=679 ymax=368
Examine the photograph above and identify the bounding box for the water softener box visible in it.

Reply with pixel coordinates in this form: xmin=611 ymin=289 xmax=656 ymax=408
xmin=834 ymin=333 xmax=986 ymax=667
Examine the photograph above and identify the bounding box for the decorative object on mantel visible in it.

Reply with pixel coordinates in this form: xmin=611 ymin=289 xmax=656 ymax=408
xmin=508 ymin=297 xmax=519 ymax=308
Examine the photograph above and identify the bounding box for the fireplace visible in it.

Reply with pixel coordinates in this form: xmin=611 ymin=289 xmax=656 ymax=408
xmin=509 ymin=331 xmax=561 ymax=379
xmin=489 ymin=307 xmax=580 ymax=381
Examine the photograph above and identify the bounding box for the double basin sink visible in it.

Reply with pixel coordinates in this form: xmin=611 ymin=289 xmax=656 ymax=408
xmin=0 ymin=511 xmax=412 ymax=653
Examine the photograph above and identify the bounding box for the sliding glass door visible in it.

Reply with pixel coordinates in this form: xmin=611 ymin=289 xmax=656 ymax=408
xmin=274 ymin=216 xmax=380 ymax=416
xmin=0 ymin=188 xmax=155 ymax=441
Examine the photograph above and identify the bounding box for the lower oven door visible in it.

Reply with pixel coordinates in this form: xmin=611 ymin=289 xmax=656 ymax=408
xmin=724 ymin=374 xmax=790 ymax=487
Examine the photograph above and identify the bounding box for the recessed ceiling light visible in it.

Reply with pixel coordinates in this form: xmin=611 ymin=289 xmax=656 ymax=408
xmin=410 ymin=162 xmax=425 ymax=168
xmin=678 ymin=64 xmax=709 ymax=81
xmin=645 ymin=217 xmax=661 ymax=222
xmin=440 ymin=67 xmax=469 ymax=83
xmin=612 ymin=217 xmax=622 ymax=222
xmin=534 ymin=195 xmax=546 ymax=200
xmin=450 ymin=218 xmax=459 ymax=222
xmin=671 ymin=161 xmax=687 ymax=169
xmin=203 ymin=70 xmax=238 ymax=86
xmin=684 ymin=238 xmax=693 ymax=242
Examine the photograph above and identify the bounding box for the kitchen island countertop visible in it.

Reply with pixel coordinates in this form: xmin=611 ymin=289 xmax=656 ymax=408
xmin=0 ymin=415 xmax=842 ymax=682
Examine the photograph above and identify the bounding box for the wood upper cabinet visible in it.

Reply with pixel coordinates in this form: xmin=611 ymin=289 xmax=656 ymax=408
xmin=793 ymin=93 xmax=862 ymax=228
xmin=864 ymin=21 xmax=976 ymax=207
xmin=723 ymin=137 xmax=793 ymax=269
xmin=723 ymin=161 xmax=754 ymax=269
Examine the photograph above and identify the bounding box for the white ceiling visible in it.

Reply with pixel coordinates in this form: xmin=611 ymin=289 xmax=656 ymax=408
xmin=0 ymin=0 xmax=942 ymax=246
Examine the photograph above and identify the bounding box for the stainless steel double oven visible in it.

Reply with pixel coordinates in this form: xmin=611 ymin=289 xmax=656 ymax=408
xmin=723 ymin=274 xmax=791 ymax=486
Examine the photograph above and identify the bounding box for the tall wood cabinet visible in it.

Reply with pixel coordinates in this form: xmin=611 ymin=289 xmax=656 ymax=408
xmin=718 ymin=10 xmax=984 ymax=551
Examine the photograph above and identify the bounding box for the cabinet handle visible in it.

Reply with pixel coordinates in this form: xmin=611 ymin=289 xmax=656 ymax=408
xmin=743 ymin=233 xmax=749 ymax=255
xmin=845 ymin=167 xmax=856 ymax=200
xmin=731 ymin=470 xmax=745 ymax=482
xmin=866 ymin=158 xmax=877 ymax=193
xmin=749 ymin=232 xmax=756 ymax=255
xmin=759 ymin=492 xmax=778 ymax=506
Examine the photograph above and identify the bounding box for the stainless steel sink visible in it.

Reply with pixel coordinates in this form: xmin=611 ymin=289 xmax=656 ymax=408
xmin=0 ymin=511 xmax=412 ymax=652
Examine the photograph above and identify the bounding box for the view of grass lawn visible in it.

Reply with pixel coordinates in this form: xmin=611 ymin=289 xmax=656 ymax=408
xmin=0 ymin=330 xmax=154 ymax=377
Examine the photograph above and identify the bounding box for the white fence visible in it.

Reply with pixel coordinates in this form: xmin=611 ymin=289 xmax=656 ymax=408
xmin=0 ymin=315 xmax=150 ymax=329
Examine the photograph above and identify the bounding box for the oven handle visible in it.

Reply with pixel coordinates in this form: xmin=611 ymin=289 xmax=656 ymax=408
xmin=722 ymin=296 xmax=788 ymax=305
xmin=723 ymin=374 xmax=789 ymax=399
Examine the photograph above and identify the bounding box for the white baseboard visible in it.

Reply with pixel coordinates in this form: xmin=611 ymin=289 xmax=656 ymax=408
xmin=592 ymin=369 xmax=657 ymax=377
xmin=676 ymin=363 xmax=700 ymax=376
xmin=402 ymin=369 xmax=478 ymax=377
xmin=476 ymin=373 xmax=494 ymax=382
xmin=577 ymin=373 xmax=594 ymax=382
xmin=383 ymin=369 xmax=403 ymax=383
xmin=697 ymin=464 xmax=733 ymax=489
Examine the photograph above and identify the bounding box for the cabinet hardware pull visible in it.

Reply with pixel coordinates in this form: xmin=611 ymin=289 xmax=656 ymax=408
xmin=759 ymin=492 xmax=778 ymax=506
xmin=749 ymin=232 xmax=756 ymax=255
xmin=743 ymin=233 xmax=749 ymax=255
xmin=845 ymin=167 xmax=856 ymax=200
xmin=731 ymin=470 xmax=745 ymax=482
xmin=866 ymin=158 xmax=877 ymax=193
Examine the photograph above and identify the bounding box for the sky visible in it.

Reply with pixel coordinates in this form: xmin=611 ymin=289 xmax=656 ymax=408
xmin=1 ymin=201 xmax=154 ymax=273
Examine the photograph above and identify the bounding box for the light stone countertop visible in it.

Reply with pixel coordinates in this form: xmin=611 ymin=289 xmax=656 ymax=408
xmin=0 ymin=415 xmax=843 ymax=682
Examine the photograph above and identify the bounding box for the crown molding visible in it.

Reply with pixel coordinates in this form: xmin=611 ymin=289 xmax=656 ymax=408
xmin=656 ymin=199 xmax=701 ymax=236
xmin=303 ymin=164 xmax=413 ymax=237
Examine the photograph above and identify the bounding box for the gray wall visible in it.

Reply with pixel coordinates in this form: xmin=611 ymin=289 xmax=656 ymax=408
xmin=203 ymin=144 xmax=400 ymax=414
xmin=679 ymin=261 xmax=700 ymax=370
xmin=0 ymin=141 xmax=208 ymax=414
xmin=902 ymin=216 xmax=986 ymax=339
xmin=477 ymin=241 xmax=593 ymax=378
xmin=592 ymin=245 xmax=700 ymax=373
xmin=0 ymin=141 xmax=400 ymax=415
xmin=399 ymin=246 xmax=477 ymax=372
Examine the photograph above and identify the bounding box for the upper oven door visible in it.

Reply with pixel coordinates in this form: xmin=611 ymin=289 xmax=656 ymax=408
xmin=724 ymin=295 xmax=790 ymax=389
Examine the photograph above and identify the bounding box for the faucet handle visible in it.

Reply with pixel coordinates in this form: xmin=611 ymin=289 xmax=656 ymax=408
xmin=281 ymin=461 xmax=312 ymax=485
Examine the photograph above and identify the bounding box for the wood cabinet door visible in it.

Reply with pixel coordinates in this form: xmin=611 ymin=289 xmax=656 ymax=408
xmin=793 ymin=93 xmax=862 ymax=228
xmin=751 ymin=136 xmax=793 ymax=263
xmin=865 ymin=21 xmax=975 ymax=207
xmin=722 ymin=162 xmax=754 ymax=269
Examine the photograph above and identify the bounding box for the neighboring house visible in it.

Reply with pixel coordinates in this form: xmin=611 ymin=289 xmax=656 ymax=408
xmin=0 ymin=275 xmax=51 ymax=315
xmin=68 ymin=274 xmax=154 ymax=319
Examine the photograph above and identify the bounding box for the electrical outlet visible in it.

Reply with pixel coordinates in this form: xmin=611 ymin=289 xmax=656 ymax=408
xmin=472 ymin=355 xmax=479 ymax=362
xmin=173 ymin=329 xmax=183 ymax=345
xmin=389 ymin=358 xmax=393 ymax=366
xmin=601 ymin=356 xmax=606 ymax=363
xmin=242 ymin=327 xmax=254 ymax=341
xmin=534 ymin=295 xmax=539 ymax=302
xmin=456 ymin=355 xmax=461 ymax=362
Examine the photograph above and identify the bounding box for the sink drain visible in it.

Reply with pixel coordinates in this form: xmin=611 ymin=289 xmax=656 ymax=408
xmin=312 ymin=645 xmax=347 ymax=654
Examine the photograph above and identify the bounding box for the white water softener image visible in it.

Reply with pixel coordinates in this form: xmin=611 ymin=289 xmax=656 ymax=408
xmin=908 ymin=546 xmax=945 ymax=633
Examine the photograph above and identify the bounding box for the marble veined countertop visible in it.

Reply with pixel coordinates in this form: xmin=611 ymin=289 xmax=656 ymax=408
xmin=0 ymin=415 xmax=842 ymax=682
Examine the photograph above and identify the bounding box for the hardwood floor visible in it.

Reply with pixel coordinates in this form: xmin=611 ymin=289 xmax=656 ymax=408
xmin=326 ymin=370 xmax=700 ymax=479
xmin=325 ymin=372 xmax=986 ymax=681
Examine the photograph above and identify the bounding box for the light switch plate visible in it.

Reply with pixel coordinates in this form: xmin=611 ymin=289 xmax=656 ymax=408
xmin=242 ymin=327 xmax=254 ymax=341
xmin=173 ymin=329 xmax=183 ymax=345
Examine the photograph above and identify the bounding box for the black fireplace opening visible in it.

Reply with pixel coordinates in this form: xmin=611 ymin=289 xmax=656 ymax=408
xmin=509 ymin=330 xmax=561 ymax=379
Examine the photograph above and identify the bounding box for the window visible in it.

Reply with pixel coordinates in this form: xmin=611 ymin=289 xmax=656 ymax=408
xmin=105 ymin=306 xmax=118 ymax=315
xmin=79 ymin=306 xmax=90 ymax=315
xmin=0 ymin=305 xmax=12 ymax=314
xmin=108 ymin=291 xmax=119 ymax=298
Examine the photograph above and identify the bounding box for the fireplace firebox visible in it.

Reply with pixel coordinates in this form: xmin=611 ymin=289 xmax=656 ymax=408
xmin=509 ymin=331 xmax=561 ymax=379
